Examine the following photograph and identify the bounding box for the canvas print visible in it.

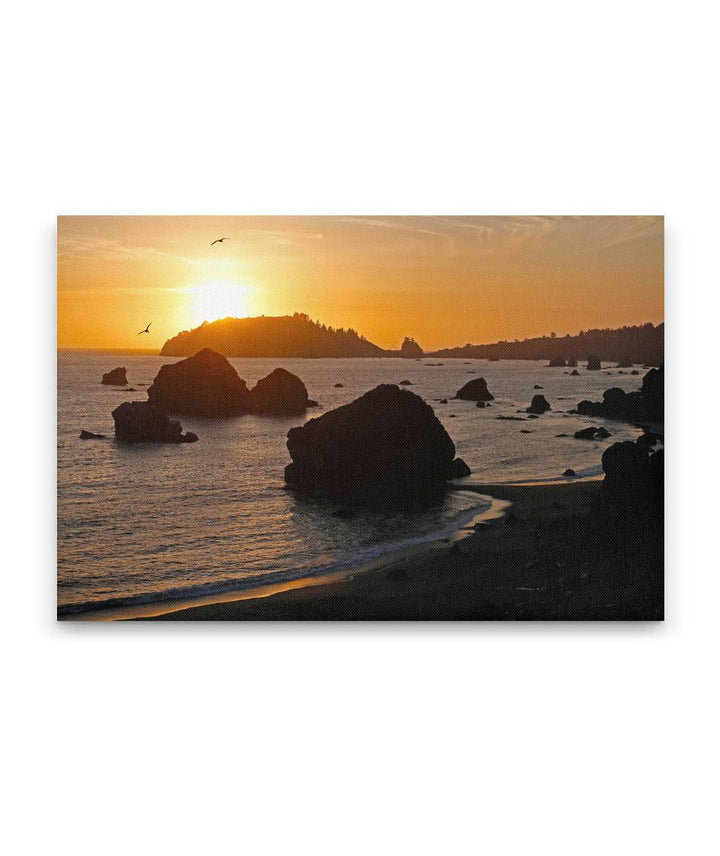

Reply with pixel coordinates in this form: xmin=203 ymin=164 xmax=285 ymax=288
xmin=57 ymin=216 xmax=664 ymax=621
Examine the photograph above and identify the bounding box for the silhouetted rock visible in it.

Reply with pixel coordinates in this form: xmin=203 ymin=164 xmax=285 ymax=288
xmin=496 ymin=415 xmax=524 ymax=421
xmin=563 ymin=468 xmax=576 ymax=477
xmin=595 ymin=427 xmax=612 ymax=439
xmin=567 ymin=358 xmax=578 ymax=367
xmin=587 ymin=354 xmax=601 ymax=371
xmin=631 ymin=369 xmax=639 ymax=375
xmin=148 ymin=349 xmax=251 ymax=416
xmin=112 ymin=401 xmax=198 ymax=444
xmin=307 ymin=399 xmax=320 ymax=407
xmin=334 ymin=383 xmax=344 ymax=388
xmin=454 ymin=378 xmax=494 ymax=402
xmin=79 ymin=430 xmax=105 ymax=440
xmin=476 ymin=400 xmax=487 ymax=408
xmin=547 ymin=357 xmax=566 ymax=367
xmin=400 ymin=337 xmax=424 ymax=358
xmin=534 ymin=385 xmax=544 ymax=389
xmin=284 ymin=384 xmax=462 ymax=509
xmin=399 ymin=379 xmax=413 ymax=386
xmin=570 ymin=369 xmax=580 ymax=376
xmin=101 ymin=367 xmax=127 ymax=385
xmin=449 ymin=458 xmax=471 ymax=478
xmin=637 ymin=431 xmax=662 ymax=447
xmin=577 ymin=366 xmax=664 ymax=424
xmin=617 ymin=358 xmax=633 ymax=368
xmin=248 ymin=368 xmax=310 ymax=415
xmin=600 ymin=441 xmax=663 ymax=534
xmin=574 ymin=426 xmax=600 ymax=440
xmin=526 ymin=394 xmax=550 ymax=414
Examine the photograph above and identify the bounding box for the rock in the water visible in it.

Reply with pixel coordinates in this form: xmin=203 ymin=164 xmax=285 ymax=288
xmin=454 ymin=377 xmax=494 ymax=402
xmin=570 ymin=369 xmax=580 ymax=376
xmin=79 ymin=430 xmax=105 ymax=440
xmin=637 ymin=431 xmax=661 ymax=447
xmin=534 ymin=385 xmax=544 ymax=389
xmin=102 ymin=367 xmax=128 ymax=385
xmin=631 ymin=369 xmax=639 ymax=375
xmin=334 ymin=383 xmax=344 ymax=388
xmin=595 ymin=426 xmax=612 ymax=439
xmin=563 ymin=468 xmax=576 ymax=477
xmin=567 ymin=358 xmax=578 ymax=367
xmin=574 ymin=426 xmax=599 ymax=440
xmin=398 ymin=379 xmax=413 ymax=386
xmin=616 ymin=358 xmax=634 ymax=368
xmin=112 ymin=401 xmax=198 ymax=443
xmin=526 ymin=394 xmax=550 ymax=414
xmin=576 ymin=366 xmax=664 ymax=424
xmin=547 ymin=357 xmax=566 ymax=367
xmin=476 ymin=400 xmax=487 ymax=408
xmin=248 ymin=367 xmax=310 ymax=415
xmin=148 ymin=349 xmax=251 ymax=416
xmin=307 ymin=399 xmax=320 ymax=407
xmin=284 ymin=384 xmax=461 ymax=509
xmin=587 ymin=354 xmax=601 ymax=371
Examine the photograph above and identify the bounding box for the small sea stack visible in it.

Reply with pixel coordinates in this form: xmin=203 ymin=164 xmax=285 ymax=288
xmin=101 ymin=367 xmax=128 ymax=385
xmin=454 ymin=377 xmax=494 ymax=402
xmin=547 ymin=357 xmax=566 ymax=367
xmin=285 ymin=384 xmax=468 ymax=510
xmin=148 ymin=348 xmax=252 ymax=416
xmin=248 ymin=368 xmax=311 ymax=416
xmin=112 ymin=401 xmax=198 ymax=444
xmin=587 ymin=354 xmax=601 ymax=371
xmin=526 ymin=394 xmax=550 ymax=414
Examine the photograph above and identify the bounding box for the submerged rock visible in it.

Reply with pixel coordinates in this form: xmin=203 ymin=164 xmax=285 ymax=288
xmin=248 ymin=367 xmax=310 ymax=415
xmin=112 ymin=401 xmax=198 ymax=444
xmin=574 ymin=426 xmax=600 ymax=440
xmin=284 ymin=384 xmax=464 ymax=509
xmin=79 ymin=430 xmax=105 ymax=440
xmin=526 ymin=394 xmax=550 ymax=414
xmin=148 ymin=349 xmax=251 ymax=416
xmin=454 ymin=377 xmax=494 ymax=402
xmin=101 ymin=367 xmax=128 ymax=385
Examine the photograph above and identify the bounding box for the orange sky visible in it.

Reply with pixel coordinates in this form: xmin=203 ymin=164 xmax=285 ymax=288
xmin=57 ymin=215 xmax=664 ymax=351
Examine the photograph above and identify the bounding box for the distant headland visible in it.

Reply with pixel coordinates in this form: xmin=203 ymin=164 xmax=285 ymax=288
xmin=158 ymin=313 xmax=664 ymax=365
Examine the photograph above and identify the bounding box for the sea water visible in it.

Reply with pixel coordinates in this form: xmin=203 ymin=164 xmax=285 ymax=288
xmin=57 ymin=354 xmax=646 ymax=615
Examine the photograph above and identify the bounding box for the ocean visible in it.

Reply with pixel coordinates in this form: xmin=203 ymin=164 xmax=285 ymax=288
xmin=57 ymin=353 xmax=647 ymax=616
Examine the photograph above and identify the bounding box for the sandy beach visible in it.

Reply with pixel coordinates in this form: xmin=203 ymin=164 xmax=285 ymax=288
xmin=143 ymin=480 xmax=663 ymax=621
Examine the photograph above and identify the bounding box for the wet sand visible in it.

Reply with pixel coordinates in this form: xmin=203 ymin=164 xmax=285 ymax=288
xmin=144 ymin=480 xmax=663 ymax=621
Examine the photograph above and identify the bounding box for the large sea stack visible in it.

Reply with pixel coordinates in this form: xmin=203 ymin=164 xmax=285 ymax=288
xmin=454 ymin=378 xmax=494 ymax=402
xmin=248 ymin=368 xmax=310 ymax=416
xmin=112 ymin=401 xmax=198 ymax=444
xmin=577 ymin=365 xmax=664 ymax=424
xmin=148 ymin=349 xmax=252 ymax=416
xmin=284 ymin=384 xmax=468 ymax=509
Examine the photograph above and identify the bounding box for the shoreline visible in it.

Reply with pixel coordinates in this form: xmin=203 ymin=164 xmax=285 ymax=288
xmin=137 ymin=477 xmax=658 ymax=622
xmin=60 ymin=491 xmax=511 ymax=621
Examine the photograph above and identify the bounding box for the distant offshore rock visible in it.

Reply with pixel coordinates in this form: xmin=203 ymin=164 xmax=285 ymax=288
xmin=148 ymin=349 xmax=251 ymax=416
xmin=112 ymin=401 xmax=198 ymax=444
xmin=101 ymin=367 xmax=128 ymax=385
xmin=285 ymin=384 xmax=467 ymax=509
xmin=247 ymin=367 xmax=310 ymax=416
xmin=587 ymin=354 xmax=601 ymax=371
xmin=79 ymin=430 xmax=105 ymax=440
xmin=400 ymin=336 xmax=424 ymax=358
xmin=454 ymin=378 xmax=494 ymax=402
xmin=526 ymin=394 xmax=550 ymax=414
xmin=547 ymin=357 xmax=566 ymax=367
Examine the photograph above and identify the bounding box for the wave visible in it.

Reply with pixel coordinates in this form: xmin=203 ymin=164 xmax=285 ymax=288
xmin=58 ymin=494 xmax=494 ymax=618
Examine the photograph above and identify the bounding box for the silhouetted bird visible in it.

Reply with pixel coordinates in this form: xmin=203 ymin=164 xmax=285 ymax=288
xmin=210 ymin=238 xmax=226 ymax=245
xmin=138 ymin=322 xmax=152 ymax=335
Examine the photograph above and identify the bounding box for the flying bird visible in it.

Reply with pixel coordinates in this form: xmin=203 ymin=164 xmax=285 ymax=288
xmin=138 ymin=322 xmax=152 ymax=335
xmin=211 ymin=237 xmax=226 ymax=245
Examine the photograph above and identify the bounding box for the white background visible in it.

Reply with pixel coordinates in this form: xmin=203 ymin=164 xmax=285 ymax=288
xmin=2 ymin=1 xmax=718 ymax=854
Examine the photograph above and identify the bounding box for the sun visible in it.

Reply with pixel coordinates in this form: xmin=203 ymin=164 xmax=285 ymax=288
xmin=187 ymin=279 xmax=255 ymax=326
